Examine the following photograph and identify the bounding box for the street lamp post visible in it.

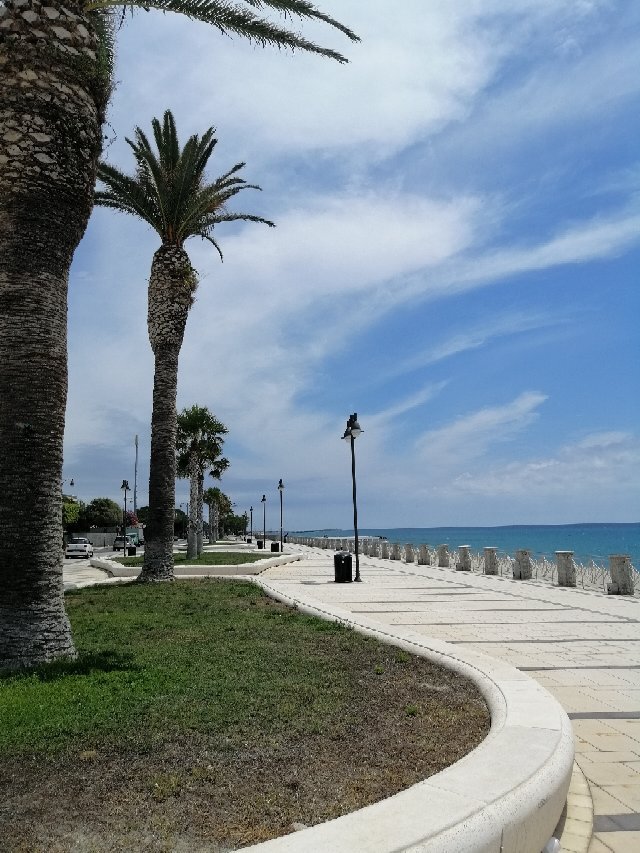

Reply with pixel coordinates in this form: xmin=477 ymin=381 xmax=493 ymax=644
xmin=278 ymin=479 xmax=284 ymax=552
xmin=261 ymin=494 xmax=266 ymax=549
xmin=341 ymin=413 xmax=363 ymax=582
xmin=121 ymin=479 xmax=130 ymax=538
xmin=249 ymin=506 xmax=253 ymax=539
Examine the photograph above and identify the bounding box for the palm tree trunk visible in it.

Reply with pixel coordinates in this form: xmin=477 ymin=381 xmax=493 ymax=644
xmin=138 ymin=245 xmax=194 ymax=581
xmin=206 ymin=502 xmax=215 ymax=545
xmin=187 ymin=454 xmax=198 ymax=560
xmin=0 ymin=2 xmax=104 ymax=669
xmin=196 ymin=472 xmax=204 ymax=556
xmin=213 ymin=503 xmax=220 ymax=543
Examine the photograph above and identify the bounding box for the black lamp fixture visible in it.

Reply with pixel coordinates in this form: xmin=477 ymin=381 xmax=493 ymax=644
xmin=341 ymin=413 xmax=363 ymax=582
xmin=277 ymin=479 xmax=284 ymax=552
xmin=120 ymin=479 xmax=130 ymax=537
xmin=261 ymin=494 xmax=266 ymax=548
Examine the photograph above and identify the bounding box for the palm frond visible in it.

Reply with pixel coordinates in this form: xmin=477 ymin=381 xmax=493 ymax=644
xmin=84 ymin=0 xmax=358 ymax=62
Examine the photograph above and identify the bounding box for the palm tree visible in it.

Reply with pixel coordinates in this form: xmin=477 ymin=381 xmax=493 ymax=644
xmin=96 ymin=114 xmax=262 ymax=578
xmin=0 ymin=2 xmax=357 ymax=670
xmin=176 ymin=405 xmax=228 ymax=559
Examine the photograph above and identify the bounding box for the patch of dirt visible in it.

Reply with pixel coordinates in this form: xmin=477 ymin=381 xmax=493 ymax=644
xmin=1 ymin=653 xmax=489 ymax=852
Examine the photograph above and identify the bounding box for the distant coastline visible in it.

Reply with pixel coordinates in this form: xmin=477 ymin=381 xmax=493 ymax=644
xmin=293 ymin=523 xmax=640 ymax=567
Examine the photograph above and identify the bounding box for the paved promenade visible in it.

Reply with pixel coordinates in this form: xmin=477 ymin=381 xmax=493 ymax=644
xmin=258 ymin=546 xmax=640 ymax=853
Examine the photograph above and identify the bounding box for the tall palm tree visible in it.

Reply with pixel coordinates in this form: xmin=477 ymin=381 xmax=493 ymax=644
xmin=176 ymin=405 xmax=228 ymax=559
xmin=96 ymin=114 xmax=263 ymax=578
xmin=0 ymin=1 xmax=357 ymax=671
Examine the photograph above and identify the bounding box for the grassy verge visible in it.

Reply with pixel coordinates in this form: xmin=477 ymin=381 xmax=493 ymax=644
xmin=0 ymin=580 xmax=489 ymax=851
xmin=115 ymin=551 xmax=274 ymax=567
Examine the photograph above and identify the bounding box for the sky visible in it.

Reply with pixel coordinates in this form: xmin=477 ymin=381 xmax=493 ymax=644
xmin=64 ymin=0 xmax=640 ymax=530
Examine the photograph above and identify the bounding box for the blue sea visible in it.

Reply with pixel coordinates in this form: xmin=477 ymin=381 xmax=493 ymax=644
xmin=294 ymin=524 xmax=640 ymax=567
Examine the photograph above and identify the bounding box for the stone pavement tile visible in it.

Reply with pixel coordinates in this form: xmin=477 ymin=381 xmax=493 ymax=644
xmin=590 ymin=831 xmax=640 ymax=853
xmin=589 ymin=784 xmax=633 ymax=815
xmin=546 ymin=686 xmax=621 ymax=713
xmin=604 ymin=786 xmax=640 ymax=811
xmin=579 ymin=751 xmax=640 ymax=764
xmin=560 ymin=831 xmax=592 ymax=853
xmin=588 ymin=835 xmax=614 ymax=852
xmin=583 ymin=689 xmax=640 ymax=711
xmin=580 ymin=762 xmax=640 ymax=786
xmin=603 ymin=721 xmax=640 ymax=744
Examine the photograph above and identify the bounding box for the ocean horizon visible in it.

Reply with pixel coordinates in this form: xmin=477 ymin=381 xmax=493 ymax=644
xmin=292 ymin=523 xmax=640 ymax=567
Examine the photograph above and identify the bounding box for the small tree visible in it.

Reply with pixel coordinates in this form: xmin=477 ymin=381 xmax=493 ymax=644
xmin=80 ymin=498 xmax=122 ymax=529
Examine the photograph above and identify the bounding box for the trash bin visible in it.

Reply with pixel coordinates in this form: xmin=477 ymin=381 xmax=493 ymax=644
xmin=127 ymin=546 xmax=137 ymax=556
xmin=246 ymin=537 xmax=253 ymax=544
xmin=334 ymin=551 xmax=353 ymax=583
xmin=257 ymin=540 xmax=264 ymax=549
xmin=271 ymin=542 xmax=280 ymax=552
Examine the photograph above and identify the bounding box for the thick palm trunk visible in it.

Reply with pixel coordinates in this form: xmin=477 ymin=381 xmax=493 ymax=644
xmin=206 ymin=502 xmax=215 ymax=545
xmin=196 ymin=471 xmax=204 ymax=555
xmin=0 ymin=2 xmax=103 ymax=669
xmin=187 ymin=454 xmax=198 ymax=560
xmin=213 ymin=503 xmax=220 ymax=542
xmin=138 ymin=245 xmax=194 ymax=581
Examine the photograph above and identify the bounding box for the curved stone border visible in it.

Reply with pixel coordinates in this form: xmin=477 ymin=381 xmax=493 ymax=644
xmin=89 ymin=553 xmax=302 ymax=578
xmin=240 ymin=576 xmax=574 ymax=853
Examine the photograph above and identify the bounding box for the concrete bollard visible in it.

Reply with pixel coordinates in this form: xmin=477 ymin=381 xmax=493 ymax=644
xmin=608 ymin=554 xmax=634 ymax=595
xmin=405 ymin=544 xmax=414 ymax=563
xmin=380 ymin=540 xmax=389 ymax=559
xmin=390 ymin=542 xmax=401 ymax=560
xmin=484 ymin=547 xmax=498 ymax=575
xmin=513 ymin=549 xmax=532 ymax=580
xmin=437 ymin=544 xmax=449 ymax=567
xmin=417 ymin=544 xmax=431 ymax=565
xmin=556 ymin=551 xmax=576 ymax=587
xmin=456 ymin=545 xmax=472 ymax=571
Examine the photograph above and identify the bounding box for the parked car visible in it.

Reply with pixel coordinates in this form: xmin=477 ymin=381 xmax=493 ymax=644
xmin=113 ymin=535 xmax=135 ymax=551
xmin=65 ymin=537 xmax=94 ymax=559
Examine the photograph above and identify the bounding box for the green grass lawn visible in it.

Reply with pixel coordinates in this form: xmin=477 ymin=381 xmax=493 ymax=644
xmin=0 ymin=580 xmax=489 ymax=851
xmin=115 ymin=550 xmax=274 ymax=567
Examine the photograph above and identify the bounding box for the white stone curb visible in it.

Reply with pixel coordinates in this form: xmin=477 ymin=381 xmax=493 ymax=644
xmin=89 ymin=553 xmax=302 ymax=578
xmin=240 ymin=577 xmax=574 ymax=853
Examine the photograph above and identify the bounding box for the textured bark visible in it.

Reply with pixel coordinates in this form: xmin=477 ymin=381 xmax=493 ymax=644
xmin=196 ymin=471 xmax=204 ymax=556
xmin=213 ymin=502 xmax=220 ymax=543
xmin=206 ymin=502 xmax=215 ymax=545
xmin=0 ymin=2 xmax=103 ymax=669
xmin=186 ymin=454 xmax=198 ymax=560
xmin=138 ymin=245 xmax=194 ymax=582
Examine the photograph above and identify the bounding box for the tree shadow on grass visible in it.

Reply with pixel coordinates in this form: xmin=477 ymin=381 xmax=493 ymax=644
xmin=1 ymin=650 xmax=136 ymax=682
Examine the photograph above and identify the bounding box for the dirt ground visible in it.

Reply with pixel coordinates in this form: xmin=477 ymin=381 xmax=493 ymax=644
xmin=0 ymin=654 xmax=489 ymax=852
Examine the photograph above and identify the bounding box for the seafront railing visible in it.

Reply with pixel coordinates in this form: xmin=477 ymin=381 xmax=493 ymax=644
xmin=286 ymin=537 xmax=639 ymax=596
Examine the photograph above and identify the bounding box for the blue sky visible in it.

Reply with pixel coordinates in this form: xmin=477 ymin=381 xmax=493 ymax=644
xmin=64 ymin=0 xmax=640 ymax=529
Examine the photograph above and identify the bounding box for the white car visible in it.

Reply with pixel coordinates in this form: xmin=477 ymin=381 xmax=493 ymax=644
xmin=65 ymin=537 xmax=94 ymax=559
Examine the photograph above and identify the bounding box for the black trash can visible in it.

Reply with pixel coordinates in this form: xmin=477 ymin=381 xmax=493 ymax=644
xmin=246 ymin=537 xmax=253 ymax=544
xmin=257 ymin=540 xmax=264 ymax=549
xmin=271 ymin=542 xmax=280 ymax=553
xmin=334 ymin=551 xmax=353 ymax=583
xmin=127 ymin=546 xmax=137 ymax=556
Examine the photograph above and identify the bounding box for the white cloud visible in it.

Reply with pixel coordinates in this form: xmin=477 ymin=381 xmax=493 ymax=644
xmin=415 ymin=392 xmax=548 ymax=468
xmin=449 ymin=431 xmax=640 ymax=497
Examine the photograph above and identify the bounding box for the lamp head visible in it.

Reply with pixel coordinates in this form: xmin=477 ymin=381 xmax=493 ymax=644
xmin=261 ymin=494 xmax=266 ymax=503
xmin=121 ymin=479 xmax=129 ymax=490
xmin=278 ymin=479 xmax=284 ymax=491
xmin=342 ymin=413 xmax=363 ymax=439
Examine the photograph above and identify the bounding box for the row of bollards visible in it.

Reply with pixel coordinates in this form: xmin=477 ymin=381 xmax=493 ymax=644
xmin=288 ymin=536 xmax=636 ymax=595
